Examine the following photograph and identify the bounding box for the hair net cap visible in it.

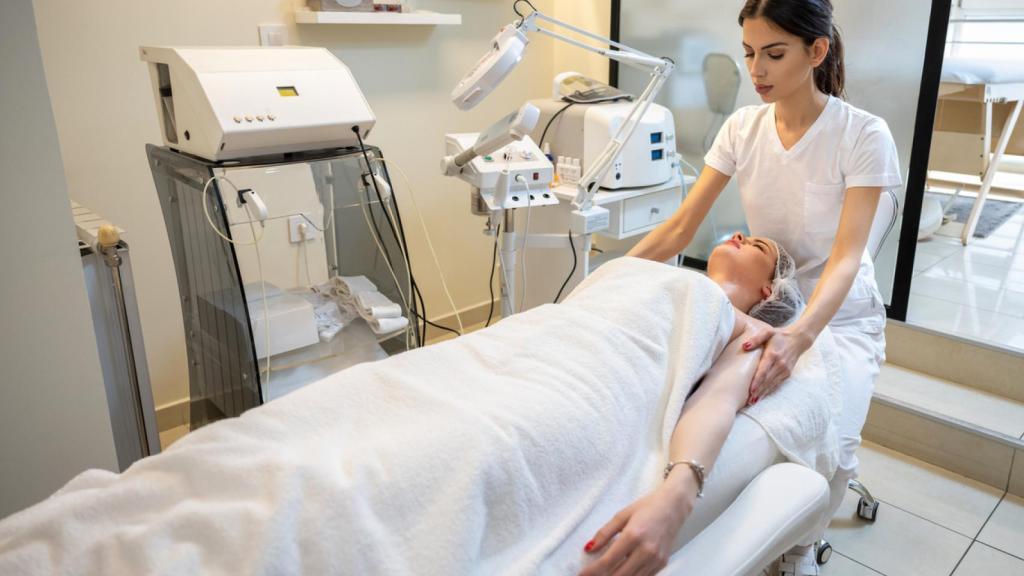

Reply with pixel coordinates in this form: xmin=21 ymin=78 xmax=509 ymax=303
xmin=748 ymin=239 xmax=804 ymax=327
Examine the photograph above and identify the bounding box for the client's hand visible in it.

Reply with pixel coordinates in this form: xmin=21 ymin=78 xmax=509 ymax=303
xmin=579 ymin=475 xmax=698 ymax=576
xmin=742 ymin=325 xmax=814 ymax=403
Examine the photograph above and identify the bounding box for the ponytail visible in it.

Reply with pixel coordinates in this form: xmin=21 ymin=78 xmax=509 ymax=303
xmin=815 ymin=24 xmax=846 ymax=99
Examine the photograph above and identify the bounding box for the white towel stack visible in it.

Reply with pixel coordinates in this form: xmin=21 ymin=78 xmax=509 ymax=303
xmin=325 ymin=275 xmax=409 ymax=336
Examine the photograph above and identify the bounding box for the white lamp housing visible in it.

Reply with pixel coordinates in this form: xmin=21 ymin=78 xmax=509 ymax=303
xmin=451 ymin=24 xmax=529 ymax=111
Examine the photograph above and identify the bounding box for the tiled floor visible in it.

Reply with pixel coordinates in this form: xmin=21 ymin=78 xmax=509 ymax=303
xmin=910 ymin=199 xmax=1024 ymax=354
xmin=820 ymin=441 xmax=1024 ymax=576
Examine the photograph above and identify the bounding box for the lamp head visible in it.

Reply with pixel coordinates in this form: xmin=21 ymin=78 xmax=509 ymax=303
xmin=451 ymin=22 xmax=529 ymax=111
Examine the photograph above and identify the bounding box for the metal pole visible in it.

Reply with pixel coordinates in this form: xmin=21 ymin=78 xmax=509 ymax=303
xmin=98 ymin=226 xmax=151 ymax=458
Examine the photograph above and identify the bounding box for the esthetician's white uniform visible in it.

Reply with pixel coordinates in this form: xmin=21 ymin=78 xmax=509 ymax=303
xmin=704 ymin=95 xmax=902 ymax=535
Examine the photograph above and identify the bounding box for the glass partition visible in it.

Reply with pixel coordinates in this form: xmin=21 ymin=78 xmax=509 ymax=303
xmin=148 ymin=145 xmax=415 ymax=428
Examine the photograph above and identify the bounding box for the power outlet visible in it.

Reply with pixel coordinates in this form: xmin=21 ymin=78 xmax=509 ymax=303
xmin=289 ymin=214 xmax=321 ymax=244
xmin=258 ymin=24 xmax=287 ymax=47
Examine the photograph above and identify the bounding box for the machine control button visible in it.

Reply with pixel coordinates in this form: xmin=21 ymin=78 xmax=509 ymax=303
xmin=233 ymin=116 xmax=242 ymax=123
xmin=256 ymin=115 xmax=265 ymax=122
xmin=267 ymin=114 xmax=276 ymax=121
xmin=245 ymin=115 xmax=254 ymax=122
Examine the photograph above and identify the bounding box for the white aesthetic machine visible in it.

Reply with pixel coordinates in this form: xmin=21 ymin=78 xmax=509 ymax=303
xmin=443 ymin=5 xmax=680 ymax=316
xmin=142 ymin=46 xmax=416 ymax=424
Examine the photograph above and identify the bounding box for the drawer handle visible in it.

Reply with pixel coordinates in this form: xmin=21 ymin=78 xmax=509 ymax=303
xmin=650 ymin=207 xmax=661 ymax=215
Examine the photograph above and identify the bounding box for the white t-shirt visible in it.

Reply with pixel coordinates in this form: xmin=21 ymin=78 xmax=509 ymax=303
xmin=704 ymin=95 xmax=902 ymax=333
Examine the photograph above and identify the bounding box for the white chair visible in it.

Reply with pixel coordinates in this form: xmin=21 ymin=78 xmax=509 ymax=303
xmin=666 ymin=463 xmax=830 ymax=576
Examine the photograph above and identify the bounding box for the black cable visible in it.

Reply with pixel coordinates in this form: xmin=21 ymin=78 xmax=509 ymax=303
xmin=353 ymin=128 xmax=422 ymax=346
xmin=376 ymin=158 xmax=461 ymax=340
xmin=539 ymin=102 xmax=574 ymax=151
xmin=513 ymin=0 xmax=538 ymax=20
xmin=354 ymin=128 xmax=462 ymax=343
xmin=485 ymin=222 xmax=502 ymax=327
xmin=554 ymin=230 xmax=578 ymax=303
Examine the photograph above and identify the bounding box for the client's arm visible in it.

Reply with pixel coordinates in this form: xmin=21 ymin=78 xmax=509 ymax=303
xmin=579 ymin=311 xmax=766 ymax=576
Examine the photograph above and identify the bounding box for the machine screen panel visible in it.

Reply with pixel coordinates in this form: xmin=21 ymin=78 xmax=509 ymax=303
xmin=276 ymin=86 xmax=299 ymax=97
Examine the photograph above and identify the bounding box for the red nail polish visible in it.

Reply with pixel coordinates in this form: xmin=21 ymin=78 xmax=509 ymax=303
xmin=584 ymin=540 xmax=595 ymax=552
xmin=743 ymin=342 xmax=751 ymax=350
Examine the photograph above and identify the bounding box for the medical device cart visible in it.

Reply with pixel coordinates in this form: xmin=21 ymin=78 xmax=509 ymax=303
xmin=147 ymin=144 xmax=415 ymax=429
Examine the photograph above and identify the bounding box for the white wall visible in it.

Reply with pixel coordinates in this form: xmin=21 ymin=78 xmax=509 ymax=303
xmin=33 ymin=0 xmax=595 ymax=408
xmin=0 ymin=0 xmax=118 ymax=519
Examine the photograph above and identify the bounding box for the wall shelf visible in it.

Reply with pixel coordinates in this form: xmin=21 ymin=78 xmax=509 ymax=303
xmin=294 ymin=9 xmax=461 ymax=26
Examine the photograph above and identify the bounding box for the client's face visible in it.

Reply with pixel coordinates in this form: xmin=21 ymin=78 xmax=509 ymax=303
xmin=706 ymin=232 xmax=777 ymax=312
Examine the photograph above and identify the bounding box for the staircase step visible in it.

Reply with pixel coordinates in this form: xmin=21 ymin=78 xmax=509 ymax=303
xmin=885 ymin=321 xmax=1023 ymax=403
xmin=864 ymin=363 xmax=1024 ymax=495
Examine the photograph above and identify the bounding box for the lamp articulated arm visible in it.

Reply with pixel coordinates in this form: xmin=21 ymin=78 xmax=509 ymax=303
xmin=517 ymin=10 xmax=676 ymax=211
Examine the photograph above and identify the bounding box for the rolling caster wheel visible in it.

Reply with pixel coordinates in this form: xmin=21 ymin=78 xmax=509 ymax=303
xmin=858 ymin=497 xmax=879 ymax=522
xmin=816 ymin=540 xmax=833 ymax=565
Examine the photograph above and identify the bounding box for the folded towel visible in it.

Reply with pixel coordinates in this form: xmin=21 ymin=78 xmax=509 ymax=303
xmin=336 ymin=275 xmax=377 ymax=300
xmin=355 ymin=291 xmax=403 ymax=320
xmin=364 ymin=315 xmax=409 ymax=335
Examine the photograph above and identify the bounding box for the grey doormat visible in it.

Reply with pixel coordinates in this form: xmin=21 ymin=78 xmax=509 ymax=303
xmin=926 ymin=193 xmax=1023 ymax=238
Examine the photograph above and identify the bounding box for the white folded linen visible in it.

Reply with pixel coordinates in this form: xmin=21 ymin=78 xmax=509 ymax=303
xmin=364 ymin=315 xmax=409 ymax=335
xmin=355 ymin=290 xmax=403 ymax=320
xmin=335 ymin=275 xmax=377 ymax=300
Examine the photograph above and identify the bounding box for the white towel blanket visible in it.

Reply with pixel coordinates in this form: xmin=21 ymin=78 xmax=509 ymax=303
xmin=740 ymin=324 xmax=843 ymax=480
xmin=0 ymin=258 xmax=837 ymax=575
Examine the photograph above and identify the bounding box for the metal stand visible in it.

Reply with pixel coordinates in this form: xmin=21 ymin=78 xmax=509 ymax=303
xmin=817 ymin=479 xmax=880 ymax=566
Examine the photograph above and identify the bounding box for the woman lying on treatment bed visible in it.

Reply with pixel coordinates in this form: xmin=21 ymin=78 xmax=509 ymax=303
xmin=578 ymin=232 xmax=805 ymax=576
xmin=0 ymin=234 xmax=836 ymax=576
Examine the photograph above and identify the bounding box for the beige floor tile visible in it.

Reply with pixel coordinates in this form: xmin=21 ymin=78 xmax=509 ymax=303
xmin=875 ymin=365 xmax=1024 ymax=438
xmin=821 ymin=552 xmax=884 ymax=575
xmin=978 ymin=494 xmax=1024 ymax=560
xmin=159 ymin=424 xmax=189 ymax=450
xmin=953 ymin=542 xmax=1024 ymax=576
xmin=855 ymin=441 xmax=1003 ymax=537
xmin=825 ymin=488 xmax=972 ymax=576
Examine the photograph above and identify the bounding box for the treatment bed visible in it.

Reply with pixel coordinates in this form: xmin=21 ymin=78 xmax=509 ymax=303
xmin=0 ymin=259 xmax=839 ymax=575
xmin=929 ymin=57 xmax=1024 ymax=244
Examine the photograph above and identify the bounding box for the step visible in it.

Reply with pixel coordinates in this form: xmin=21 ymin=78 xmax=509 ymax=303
xmin=885 ymin=321 xmax=1023 ymax=404
xmin=864 ymin=363 xmax=1024 ymax=496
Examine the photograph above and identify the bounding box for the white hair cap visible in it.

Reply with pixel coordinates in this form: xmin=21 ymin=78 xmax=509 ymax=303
xmin=748 ymin=239 xmax=804 ymax=327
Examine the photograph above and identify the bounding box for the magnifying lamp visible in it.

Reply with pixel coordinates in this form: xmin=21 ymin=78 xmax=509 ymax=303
xmin=449 ymin=2 xmax=675 ymax=232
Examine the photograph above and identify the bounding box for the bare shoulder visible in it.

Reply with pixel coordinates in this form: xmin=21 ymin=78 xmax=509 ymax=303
xmin=729 ymin=308 xmax=771 ymax=342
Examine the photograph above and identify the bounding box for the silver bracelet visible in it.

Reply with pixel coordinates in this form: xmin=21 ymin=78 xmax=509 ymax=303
xmin=663 ymin=459 xmax=705 ymax=498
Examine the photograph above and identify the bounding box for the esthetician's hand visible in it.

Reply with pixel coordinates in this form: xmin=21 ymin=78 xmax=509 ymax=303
xmin=579 ymin=473 xmax=698 ymax=576
xmin=743 ymin=325 xmax=814 ymax=403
